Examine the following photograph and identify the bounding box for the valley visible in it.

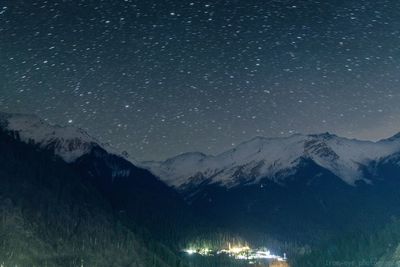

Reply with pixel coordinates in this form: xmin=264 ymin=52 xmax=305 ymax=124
xmin=1 ymin=112 xmax=400 ymax=266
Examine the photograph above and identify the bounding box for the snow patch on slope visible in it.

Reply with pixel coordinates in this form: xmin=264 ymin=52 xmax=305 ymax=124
xmin=142 ymin=133 xmax=400 ymax=188
xmin=0 ymin=112 xmax=125 ymax=163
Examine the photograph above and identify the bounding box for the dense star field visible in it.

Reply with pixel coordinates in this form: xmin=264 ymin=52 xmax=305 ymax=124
xmin=2 ymin=0 xmax=400 ymax=160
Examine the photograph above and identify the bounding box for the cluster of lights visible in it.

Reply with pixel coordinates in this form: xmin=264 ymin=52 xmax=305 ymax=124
xmin=184 ymin=247 xmax=212 ymax=256
xmin=218 ymin=243 xmax=250 ymax=256
xmin=183 ymin=243 xmax=286 ymax=262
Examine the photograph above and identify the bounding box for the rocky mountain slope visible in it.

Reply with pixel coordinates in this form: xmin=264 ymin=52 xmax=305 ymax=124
xmin=143 ymin=132 xmax=400 ymax=189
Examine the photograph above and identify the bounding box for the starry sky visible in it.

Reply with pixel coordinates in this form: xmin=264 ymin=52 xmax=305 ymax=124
xmin=2 ymin=0 xmax=400 ymax=161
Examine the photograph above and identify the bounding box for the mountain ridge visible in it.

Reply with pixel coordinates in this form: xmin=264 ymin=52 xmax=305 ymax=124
xmin=141 ymin=131 xmax=400 ymax=189
xmin=0 ymin=111 xmax=198 ymax=243
xmin=0 ymin=118 xmax=186 ymax=267
xmin=0 ymin=112 xmax=133 ymax=163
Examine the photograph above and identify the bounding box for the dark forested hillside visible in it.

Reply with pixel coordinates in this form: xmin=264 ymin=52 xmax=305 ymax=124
xmin=182 ymin=157 xmax=400 ymax=245
xmin=71 ymin=146 xmax=199 ymax=244
xmin=3 ymin=113 xmax=400 ymax=267
xmin=293 ymin=217 xmax=400 ymax=267
xmin=0 ymin=129 xmax=185 ymax=267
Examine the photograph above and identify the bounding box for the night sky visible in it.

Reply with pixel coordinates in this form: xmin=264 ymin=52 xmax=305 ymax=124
xmin=2 ymin=0 xmax=400 ymax=160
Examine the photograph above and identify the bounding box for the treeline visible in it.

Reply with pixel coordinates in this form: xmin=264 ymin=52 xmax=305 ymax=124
xmin=0 ymin=129 xmax=185 ymax=267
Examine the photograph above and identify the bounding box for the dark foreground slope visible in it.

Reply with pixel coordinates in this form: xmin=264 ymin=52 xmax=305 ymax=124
xmin=0 ymin=129 xmax=184 ymax=267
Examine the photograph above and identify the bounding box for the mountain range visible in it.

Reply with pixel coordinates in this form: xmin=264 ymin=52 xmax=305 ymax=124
xmin=141 ymin=128 xmax=400 ymax=246
xmin=143 ymin=132 xmax=400 ymax=189
xmin=2 ymin=111 xmax=400 ymax=266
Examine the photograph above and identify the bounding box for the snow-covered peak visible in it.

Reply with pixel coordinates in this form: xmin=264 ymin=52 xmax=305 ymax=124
xmin=0 ymin=112 xmax=104 ymax=162
xmin=143 ymin=152 xmax=211 ymax=186
xmin=141 ymin=133 xmax=400 ymax=188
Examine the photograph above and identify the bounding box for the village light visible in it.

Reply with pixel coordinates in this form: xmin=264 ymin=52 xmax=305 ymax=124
xmin=183 ymin=243 xmax=287 ymax=262
xmin=184 ymin=249 xmax=196 ymax=255
xmin=228 ymin=245 xmax=250 ymax=254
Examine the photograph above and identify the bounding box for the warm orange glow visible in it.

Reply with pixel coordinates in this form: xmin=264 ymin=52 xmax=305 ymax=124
xmin=228 ymin=245 xmax=250 ymax=254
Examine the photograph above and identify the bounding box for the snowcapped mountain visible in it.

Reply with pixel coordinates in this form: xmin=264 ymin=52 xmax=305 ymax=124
xmin=141 ymin=132 xmax=400 ymax=240
xmin=0 ymin=112 xmax=123 ymax=163
xmin=0 ymin=112 xmax=193 ymax=236
xmin=142 ymin=133 xmax=400 ymax=189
